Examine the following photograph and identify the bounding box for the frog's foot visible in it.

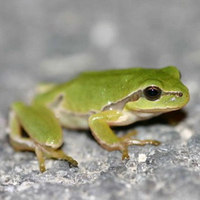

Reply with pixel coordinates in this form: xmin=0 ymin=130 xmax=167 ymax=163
xmin=89 ymin=110 xmax=161 ymax=160
xmin=35 ymin=145 xmax=78 ymax=172
xmin=10 ymin=138 xmax=78 ymax=173
xmin=118 ymin=137 xmax=161 ymax=160
xmin=10 ymin=137 xmax=78 ymax=172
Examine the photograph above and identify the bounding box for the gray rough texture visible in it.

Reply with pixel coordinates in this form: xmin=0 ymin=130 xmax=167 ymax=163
xmin=0 ymin=1 xmax=199 ymax=200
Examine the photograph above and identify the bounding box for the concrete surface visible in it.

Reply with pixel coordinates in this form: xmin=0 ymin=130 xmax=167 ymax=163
xmin=0 ymin=1 xmax=200 ymax=200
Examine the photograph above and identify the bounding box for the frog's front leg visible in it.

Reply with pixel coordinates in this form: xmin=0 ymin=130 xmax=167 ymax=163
xmin=88 ymin=110 xmax=160 ymax=160
xmin=9 ymin=102 xmax=78 ymax=172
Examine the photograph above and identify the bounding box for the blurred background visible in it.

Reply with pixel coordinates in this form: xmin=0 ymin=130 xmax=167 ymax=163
xmin=1 ymin=0 xmax=199 ymax=113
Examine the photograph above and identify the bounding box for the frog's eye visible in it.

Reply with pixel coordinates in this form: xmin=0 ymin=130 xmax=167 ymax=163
xmin=143 ymin=86 xmax=162 ymax=101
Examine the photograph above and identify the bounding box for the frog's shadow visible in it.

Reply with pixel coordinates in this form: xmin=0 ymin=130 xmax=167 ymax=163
xmin=133 ymin=109 xmax=187 ymax=127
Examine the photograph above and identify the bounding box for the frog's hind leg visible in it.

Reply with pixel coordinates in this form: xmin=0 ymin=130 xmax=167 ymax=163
xmin=8 ymin=111 xmax=47 ymax=171
xmin=9 ymin=107 xmax=78 ymax=172
xmin=9 ymin=111 xmax=35 ymax=152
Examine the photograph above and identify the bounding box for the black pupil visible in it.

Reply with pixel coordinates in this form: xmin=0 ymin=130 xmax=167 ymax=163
xmin=147 ymin=88 xmax=159 ymax=97
xmin=144 ymin=86 xmax=161 ymax=101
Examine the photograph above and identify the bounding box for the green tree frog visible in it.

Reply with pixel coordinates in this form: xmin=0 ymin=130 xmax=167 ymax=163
xmin=9 ymin=66 xmax=190 ymax=172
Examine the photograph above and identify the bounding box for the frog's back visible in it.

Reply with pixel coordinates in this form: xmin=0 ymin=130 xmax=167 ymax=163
xmin=61 ymin=68 xmax=146 ymax=113
xmin=34 ymin=67 xmax=175 ymax=113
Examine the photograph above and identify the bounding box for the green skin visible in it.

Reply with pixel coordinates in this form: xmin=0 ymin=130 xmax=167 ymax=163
xmin=9 ymin=66 xmax=190 ymax=172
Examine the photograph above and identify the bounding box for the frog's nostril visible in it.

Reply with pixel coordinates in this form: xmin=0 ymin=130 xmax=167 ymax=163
xmin=178 ymin=92 xmax=183 ymax=97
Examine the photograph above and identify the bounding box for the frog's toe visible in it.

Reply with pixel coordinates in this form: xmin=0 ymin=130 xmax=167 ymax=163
xmin=35 ymin=146 xmax=46 ymax=173
xmin=121 ymin=147 xmax=130 ymax=160
xmin=69 ymin=159 xmax=78 ymax=167
xmin=60 ymin=153 xmax=78 ymax=167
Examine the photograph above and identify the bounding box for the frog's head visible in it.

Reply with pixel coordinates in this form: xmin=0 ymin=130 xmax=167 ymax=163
xmin=125 ymin=66 xmax=190 ymax=113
